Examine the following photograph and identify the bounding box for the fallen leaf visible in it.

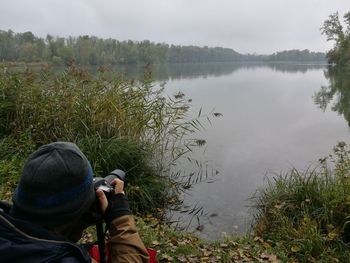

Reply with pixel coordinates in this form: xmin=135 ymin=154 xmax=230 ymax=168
xmin=220 ymin=243 xmax=228 ymax=248
xmin=327 ymin=230 xmax=338 ymax=240
xmin=176 ymin=255 xmax=187 ymax=262
xmin=151 ymin=240 xmax=160 ymax=246
xmin=262 ymin=242 xmax=272 ymax=249
xmin=260 ymin=253 xmax=269 ymax=259
xmin=268 ymin=254 xmax=279 ymax=263
xmin=291 ymin=244 xmax=301 ymax=253
xmin=254 ymin=236 xmax=263 ymax=243
xmin=160 ymin=254 xmax=173 ymax=262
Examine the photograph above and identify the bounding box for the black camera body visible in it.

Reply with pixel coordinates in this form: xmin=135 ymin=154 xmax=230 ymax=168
xmin=92 ymin=169 xmax=126 ymax=263
xmin=93 ymin=169 xmax=126 ymax=200
xmin=85 ymin=169 xmax=126 ymax=224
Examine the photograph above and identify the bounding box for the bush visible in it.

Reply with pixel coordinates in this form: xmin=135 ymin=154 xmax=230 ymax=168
xmin=251 ymin=142 xmax=350 ymax=261
xmin=77 ymin=136 xmax=171 ymax=214
xmin=0 ymin=137 xmax=32 ymax=200
xmin=0 ymin=65 xmax=204 ymax=215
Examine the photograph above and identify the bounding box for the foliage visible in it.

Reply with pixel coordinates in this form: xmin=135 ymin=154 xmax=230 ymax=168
xmin=314 ymin=66 xmax=350 ymax=127
xmin=268 ymin=49 xmax=325 ymax=62
xmin=77 ymin=137 xmax=171 ymax=214
xmin=0 ymin=135 xmax=35 ymax=200
xmin=322 ymin=12 xmax=350 ymax=66
xmin=0 ymin=30 xmax=242 ymax=64
xmin=135 ymin=216 xmax=283 ymax=263
xmin=0 ymin=65 xmax=206 ymax=215
xmin=251 ymin=142 xmax=350 ymax=262
xmin=0 ymin=29 xmax=325 ymax=65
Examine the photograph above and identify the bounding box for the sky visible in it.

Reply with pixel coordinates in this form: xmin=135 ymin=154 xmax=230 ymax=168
xmin=0 ymin=0 xmax=349 ymax=54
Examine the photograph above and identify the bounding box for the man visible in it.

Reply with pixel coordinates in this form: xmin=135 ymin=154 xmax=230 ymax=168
xmin=0 ymin=142 xmax=150 ymax=262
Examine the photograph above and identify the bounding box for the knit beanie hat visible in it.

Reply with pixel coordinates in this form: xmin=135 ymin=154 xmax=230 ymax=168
xmin=11 ymin=142 xmax=95 ymax=228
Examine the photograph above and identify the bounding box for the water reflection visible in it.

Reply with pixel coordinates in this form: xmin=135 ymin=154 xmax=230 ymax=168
xmin=163 ymin=63 xmax=350 ymax=240
xmin=112 ymin=62 xmax=327 ymax=81
xmin=314 ymin=67 xmax=350 ymax=127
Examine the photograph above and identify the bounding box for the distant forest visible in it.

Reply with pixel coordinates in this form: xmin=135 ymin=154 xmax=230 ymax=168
xmin=0 ymin=29 xmax=326 ymax=65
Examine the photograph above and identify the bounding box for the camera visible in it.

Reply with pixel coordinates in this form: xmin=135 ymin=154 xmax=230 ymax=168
xmin=84 ymin=169 xmax=126 ymax=225
xmin=92 ymin=169 xmax=126 ymax=263
xmin=93 ymin=169 xmax=126 ymax=200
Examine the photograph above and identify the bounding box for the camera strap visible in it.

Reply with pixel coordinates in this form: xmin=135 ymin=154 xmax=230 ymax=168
xmin=96 ymin=221 xmax=106 ymax=263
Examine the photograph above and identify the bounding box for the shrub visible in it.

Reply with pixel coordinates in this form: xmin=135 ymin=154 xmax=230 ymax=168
xmin=0 ymin=65 xmax=205 ymax=215
xmin=251 ymin=142 xmax=350 ymax=261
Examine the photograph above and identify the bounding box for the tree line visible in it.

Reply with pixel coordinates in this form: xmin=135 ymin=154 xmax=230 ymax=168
xmin=0 ymin=29 xmax=325 ymax=65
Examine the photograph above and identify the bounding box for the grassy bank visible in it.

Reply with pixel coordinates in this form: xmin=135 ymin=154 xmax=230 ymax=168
xmin=0 ymin=64 xmax=204 ymax=215
xmin=136 ymin=216 xmax=283 ymax=263
xmin=250 ymin=142 xmax=350 ymax=262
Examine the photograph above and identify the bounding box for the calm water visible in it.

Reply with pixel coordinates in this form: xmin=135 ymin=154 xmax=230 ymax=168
xmin=139 ymin=62 xmax=349 ymax=240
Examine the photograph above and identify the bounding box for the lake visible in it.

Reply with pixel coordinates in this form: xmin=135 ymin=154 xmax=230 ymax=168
xmin=15 ymin=61 xmax=350 ymax=239
xmin=128 ymin=62 xmax=349 ymax=240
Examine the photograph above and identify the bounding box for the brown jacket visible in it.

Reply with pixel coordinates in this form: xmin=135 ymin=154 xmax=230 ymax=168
xmin=107 ymin=215 xmax=149 ymax=263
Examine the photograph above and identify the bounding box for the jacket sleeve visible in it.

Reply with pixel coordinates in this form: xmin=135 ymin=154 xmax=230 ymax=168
xmin=108 ymin=215 xmax=149 ymax=263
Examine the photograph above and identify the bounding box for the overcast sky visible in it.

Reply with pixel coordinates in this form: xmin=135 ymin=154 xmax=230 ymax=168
xmin=1 ymin=0 xmax=349 ymax=54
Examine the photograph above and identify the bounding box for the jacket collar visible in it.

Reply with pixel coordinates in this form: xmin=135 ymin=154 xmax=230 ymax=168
xmin=0 ymin=207 xmax=91 ymax=263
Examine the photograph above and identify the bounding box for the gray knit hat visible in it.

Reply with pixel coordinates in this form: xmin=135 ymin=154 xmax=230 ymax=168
xmin=11 ymin=142 xmax=95 ymax=227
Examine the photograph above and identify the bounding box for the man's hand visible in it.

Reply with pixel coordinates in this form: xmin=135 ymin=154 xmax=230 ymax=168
xmin=96 ymin=178 xmax=125 ymax=213
xmin=111 ymin=178 xmax=125 ymax=195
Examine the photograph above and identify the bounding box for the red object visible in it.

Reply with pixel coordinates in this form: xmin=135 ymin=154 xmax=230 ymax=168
xmin=89 ymin=245 xmax=158 ymax=263
xmin=89 ymin=245 xmax=101 ymax=262
xmin=147 ymin=248 xmax=158 ymax=263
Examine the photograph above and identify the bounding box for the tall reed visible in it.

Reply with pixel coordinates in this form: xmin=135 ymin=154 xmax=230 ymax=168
xmin=251 ymin=142 xmax=350 ymax=261
xmin=0 ymin=65 xmax=206 ymax=214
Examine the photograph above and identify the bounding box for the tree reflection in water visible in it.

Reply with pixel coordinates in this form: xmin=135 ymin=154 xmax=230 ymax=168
xmin=314 ymin=66 xmax=350 ymax=126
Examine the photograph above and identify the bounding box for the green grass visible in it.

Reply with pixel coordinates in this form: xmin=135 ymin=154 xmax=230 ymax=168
xmin=250 ymin=142 xmax=350 ymax=262
xmin=0 ymin=64 xmax=206 ymax=215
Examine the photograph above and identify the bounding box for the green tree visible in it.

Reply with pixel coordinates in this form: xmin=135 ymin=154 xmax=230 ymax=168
xmin=322 ymin=12 xmax=350 ymax=65
xmin=0 ymin=30 xmax=16 ymax=60
xmin=20 ymin=42 xmax=37 ymax=62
